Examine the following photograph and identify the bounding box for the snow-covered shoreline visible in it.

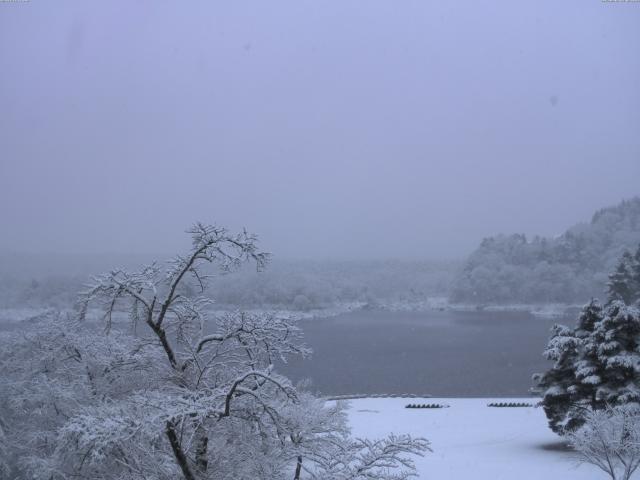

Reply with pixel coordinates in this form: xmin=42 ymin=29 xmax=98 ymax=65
xmin=0 ymin=298 xmax=581 ymax=327
xmin=210 ymin=297 xmax=581 ymax=321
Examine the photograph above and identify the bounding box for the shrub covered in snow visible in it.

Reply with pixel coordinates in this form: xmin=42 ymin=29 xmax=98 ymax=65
xmin=568 ymin=404 xmax=640 ymax=480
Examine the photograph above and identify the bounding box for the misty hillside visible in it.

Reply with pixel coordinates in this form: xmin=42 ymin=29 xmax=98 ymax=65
xmin=451 ymin=197 xmax=640 ymax=304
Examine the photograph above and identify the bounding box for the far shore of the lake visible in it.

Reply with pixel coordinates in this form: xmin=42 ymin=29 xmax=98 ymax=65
xmin=210 ymin=297 xmax=583 ymax=321
xmin=0 ymin=298 xmax=583 ymax=329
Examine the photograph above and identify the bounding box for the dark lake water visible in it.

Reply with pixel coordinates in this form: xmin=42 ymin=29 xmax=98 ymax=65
xmin=278 ymin=309 xmax=566 ymax=397
xmin=1 ymin=308 xmax=568 ymax=397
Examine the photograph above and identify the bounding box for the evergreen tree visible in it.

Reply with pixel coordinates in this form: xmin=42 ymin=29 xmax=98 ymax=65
xmin=607 ymin=251 xmax=635 ymax=305
xmin=590 ymin=301 xmax=640 ymax=405
xmin=534 ymin=301 xmax=606 ymax=433
xmin=535 ymin=248 xmax=640 ymax=435
xmin=631 ymin=244 xmax=640 ymax=303
xmin=572 ymin=301 xmax=606 ymax=411
xmin=533 ymin=323 xmax=582 ymax=434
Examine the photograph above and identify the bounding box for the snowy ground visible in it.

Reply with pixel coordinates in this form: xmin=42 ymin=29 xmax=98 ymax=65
xmin=346 ymin=397 xmax=602 ymax=479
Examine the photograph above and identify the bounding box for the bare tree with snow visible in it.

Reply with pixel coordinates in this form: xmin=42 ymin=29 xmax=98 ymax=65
xmin=567 ymin=405 xmax=640 ymax=480
xmin=0 ymin=223 xmax=429 ymax=480
xmin=283 ymin=392 xmax=431 ymax=480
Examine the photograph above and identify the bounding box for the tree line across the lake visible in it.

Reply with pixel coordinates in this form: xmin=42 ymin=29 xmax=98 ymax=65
xmin=0 ymin=256 xmax=458 ymax=311
xmin=2 ymin=197 xmax=639 ymax=312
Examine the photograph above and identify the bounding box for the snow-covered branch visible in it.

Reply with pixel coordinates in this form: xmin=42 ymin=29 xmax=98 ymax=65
xmin=568 ymin=405 xmax=640 ymax=480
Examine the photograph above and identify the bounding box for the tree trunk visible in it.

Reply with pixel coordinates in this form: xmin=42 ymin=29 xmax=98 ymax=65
xmin=165 ymin=421 xmax=196 ymax=480
xmin=195 ymin=424 xmax=209 ymax=474
xmin=150 ymin=324 xmax=178 ymax=368
xmin=293 ymin=455 xmax=303 ymax=480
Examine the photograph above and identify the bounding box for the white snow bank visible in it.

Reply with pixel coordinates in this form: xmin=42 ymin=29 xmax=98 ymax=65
xmin=345 ymin=397 xmax=601 ymax=479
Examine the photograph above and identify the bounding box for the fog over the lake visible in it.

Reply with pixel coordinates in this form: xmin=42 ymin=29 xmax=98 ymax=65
xmin=1 ymin=1 xmax=638 ymax=259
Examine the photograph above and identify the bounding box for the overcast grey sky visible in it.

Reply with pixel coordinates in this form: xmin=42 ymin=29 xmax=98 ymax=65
xmin=1 ymin=1 xmax=639 ymax=259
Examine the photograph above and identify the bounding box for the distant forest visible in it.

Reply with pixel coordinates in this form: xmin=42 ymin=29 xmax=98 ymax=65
xmin=451 ymin=197 xmax=640 ymax=304
xmin=0 ymin=258 xmax=458 ymax=311
xmin=3 ymin=198 xmax=640 ymax=312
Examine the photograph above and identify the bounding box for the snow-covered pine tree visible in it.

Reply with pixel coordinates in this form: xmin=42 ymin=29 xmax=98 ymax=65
xmin=572 ymin=301 xmax=607 ymax=412
xmin=535 ymin=248 xmax=640 ymax=435
xmin=607 ymin=251 xmax=636 ymax=305
xmin=533 ymin=301 xmax=606 ymax=433
xmin=631 ymin=244 xmax=640 ymax=304
xmin=589 ymin=301 xmax=640 ymax=405
xmin=533 ymin=323 xmax=582 ymax=433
